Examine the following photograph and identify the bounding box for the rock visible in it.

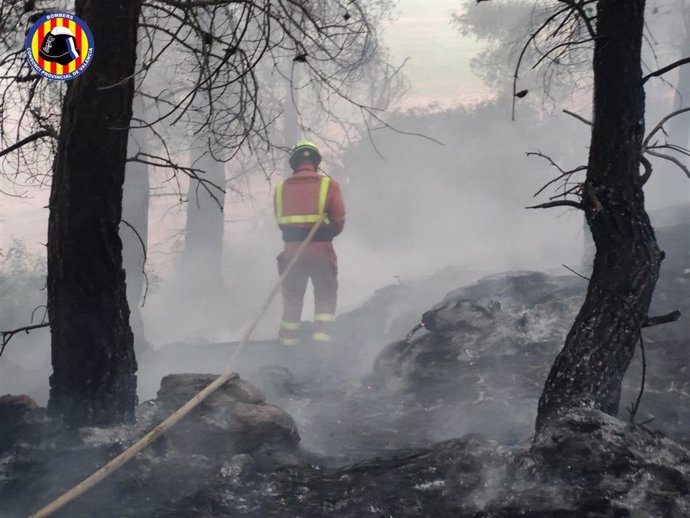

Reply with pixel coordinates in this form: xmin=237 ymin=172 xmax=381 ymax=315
xmin=0 ymin=394 xmax=38 ymax=410
xmin=152 ymin=373 xmax=300 ymax=457
xmin=365 ymin=272 xmax=584 ymax=444
xmin=157 ymin=373 xmax=265 ymax=407
xmin=514 ymin=409 xmax=690 ymax=517
xmin=367 ymin=261 xmax=690 ymax=445
xmin=0 ymin=394 xmax=42 ymax=454
xmin=0 ymin=375 xmax=303 ymax=518
xmin=333 ymin=267 xmax=485 ymax=357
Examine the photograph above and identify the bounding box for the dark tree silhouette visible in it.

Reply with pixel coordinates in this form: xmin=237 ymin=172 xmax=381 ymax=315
xmin=47 ymin=0 xmax=141 ymax=425
xmin=535 ymin=0 xmax=658 ymax=429
xmin=510 ymin=0 xmax=689 ymax=431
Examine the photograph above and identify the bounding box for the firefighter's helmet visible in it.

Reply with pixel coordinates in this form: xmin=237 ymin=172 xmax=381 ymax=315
xmin=289 ymin=139 xmax=322 ymax=170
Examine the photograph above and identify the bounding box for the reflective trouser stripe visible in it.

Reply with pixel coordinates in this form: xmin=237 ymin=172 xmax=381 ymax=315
xmin=312 ymin=332 xmax=331 ymax=342
xmin=280 ymin=320 xmax=301 ymax=331
xmin=314 ymin=313 xmax=335 ymax=322
xmin=279 ymin=320 xmax=300 ymax=346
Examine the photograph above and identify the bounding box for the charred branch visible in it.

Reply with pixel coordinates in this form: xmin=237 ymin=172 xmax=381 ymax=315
xmin=644 ymin=107 xmax=690 ymax=149
xmin=121 ymin=220 xmax=150 ymax=308
xmin=557 ymin=0 xmax=597 ymax=39
xmin=642 ymin=56 xmax=690 ymax=84
xmin=0 ymin=130 xmax=56 ymax=158
xmin=0 ymin=323 xmax=50 ymax=359
xmin=526 ymin=200 xmax=584 ymax=210
xmin=509 ymin=1 xmax=598 ymax=120
xmin=646 ymin=149 xmax=690 ymax=179
xmin=641 ymin=310 xmax=682 ymax=328
xmin=562 ymin=109 xmax=592 ymax=126
xmin=528 ymin=151 xmax=587 ymax=198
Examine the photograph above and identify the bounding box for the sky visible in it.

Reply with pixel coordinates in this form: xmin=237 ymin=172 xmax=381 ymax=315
xmin=382 ymin=0 xmax=490 ymax=107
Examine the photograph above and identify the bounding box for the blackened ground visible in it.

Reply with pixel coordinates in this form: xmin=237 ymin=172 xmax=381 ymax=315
xmin=2 ymin=208 xmax=689 ymax=517
xmin=154 ymin=410 xmax=690 ymax=518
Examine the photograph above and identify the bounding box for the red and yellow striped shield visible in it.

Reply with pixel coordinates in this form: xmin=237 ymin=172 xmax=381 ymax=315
xmin=25 ymin=12 xmax=94 ymax=81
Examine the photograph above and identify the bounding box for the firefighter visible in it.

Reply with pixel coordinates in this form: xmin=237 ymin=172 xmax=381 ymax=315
xmin=274 ymin=140 xmax=346 ymax=346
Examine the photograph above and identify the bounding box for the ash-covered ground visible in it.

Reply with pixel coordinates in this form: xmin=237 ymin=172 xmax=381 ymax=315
xmin=1 ymin=207 xmax=690 ymax=517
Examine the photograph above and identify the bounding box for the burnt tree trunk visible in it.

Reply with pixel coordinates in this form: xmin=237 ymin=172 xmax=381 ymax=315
xmin=536 ymin=0 xmax=662 ymax=431
xmin=47 ymin=0 xmax=141 ymax=425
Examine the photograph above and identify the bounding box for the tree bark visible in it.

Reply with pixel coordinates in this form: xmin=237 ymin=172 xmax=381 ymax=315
xmin=536 ymin=0 xmax=661 ymax=431
xmin=47 ymin=0 xmax=140 ymax=425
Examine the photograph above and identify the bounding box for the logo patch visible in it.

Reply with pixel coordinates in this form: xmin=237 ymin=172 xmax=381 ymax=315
xmin=25 ymin=12 xmax=94 ymax=81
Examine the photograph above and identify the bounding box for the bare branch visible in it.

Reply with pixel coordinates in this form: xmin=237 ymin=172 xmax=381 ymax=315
xmin=562 ymin=108 xmax=592 ymax=126
xmin=642 ymin=56 xmax=690 ymax=84
xmin=642 ymin=310 xmax=681 ymax=328
xmin=121 ymin=220 xmax=150 ymax=308
xmin=526 ymin=200 xmax=584 ymax=210
xmin=512 ymin=5 xmax=571 ymax=120
xmin=646 ymin=149 xmax=690 ymax=179
xmin=527 ymin=151 xmax=586 ymax=197
xmin=557 ymin=0 xmax=597 ymax=39
xmin=0 ymin=130 xmax=55 ymax=158
xmin=0 ymin=323 xmax=50 ymax=359
xmin=644 ymin=107 xmax=690 ymax=149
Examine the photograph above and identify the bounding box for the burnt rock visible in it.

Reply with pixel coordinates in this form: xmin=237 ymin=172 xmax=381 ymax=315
xmin=0 ymin=394 xmax=48 ymax=455
xmin=152 ymin=373 xmax=300 ymax=457
xmin=368 ymin=272 xmax=584 ymax=444
xmin=368 ymin=256 xmax=690 ymax=445
xmin=0 ymin=374 xmax=302 ymax=517
xmin=515 ymin=409 xmax=690 ymax=517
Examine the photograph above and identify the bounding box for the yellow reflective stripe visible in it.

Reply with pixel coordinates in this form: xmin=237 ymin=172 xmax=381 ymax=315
xmin=312 ymin=332 xmax=332 ymax=342
xmin=318 ymin=177 xmax=330 ymax=215
xmin=280 ymin=320 xmax=301 ymax=331
xmin=281 ymin=338 xmax=299 ymax=346
xmin=315 ymin=313 xmax=335 ymax=322
xmin=277 ymin=214 xmax=323 ymax=224
xmin=275 ymin=181 xmax=284 ymax=221
xmin=275 ymin=176 xmax=331 ymax=226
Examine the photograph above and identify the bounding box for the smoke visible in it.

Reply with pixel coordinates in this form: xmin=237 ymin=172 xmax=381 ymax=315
xmin=2 ymin=0 xmax=690 ymax=467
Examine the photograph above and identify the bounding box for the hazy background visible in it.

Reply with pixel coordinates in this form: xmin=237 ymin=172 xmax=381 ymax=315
xmin=1 ymin=0 xmax=688 ymax=407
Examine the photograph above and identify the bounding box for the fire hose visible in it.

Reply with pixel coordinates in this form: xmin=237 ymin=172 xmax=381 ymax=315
xmin=30 ymin=213 xmax=327 ymax=518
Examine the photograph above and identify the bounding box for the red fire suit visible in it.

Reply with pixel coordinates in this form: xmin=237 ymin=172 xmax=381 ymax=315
xmin=274 ymin=165 xmax=346 ymax=345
